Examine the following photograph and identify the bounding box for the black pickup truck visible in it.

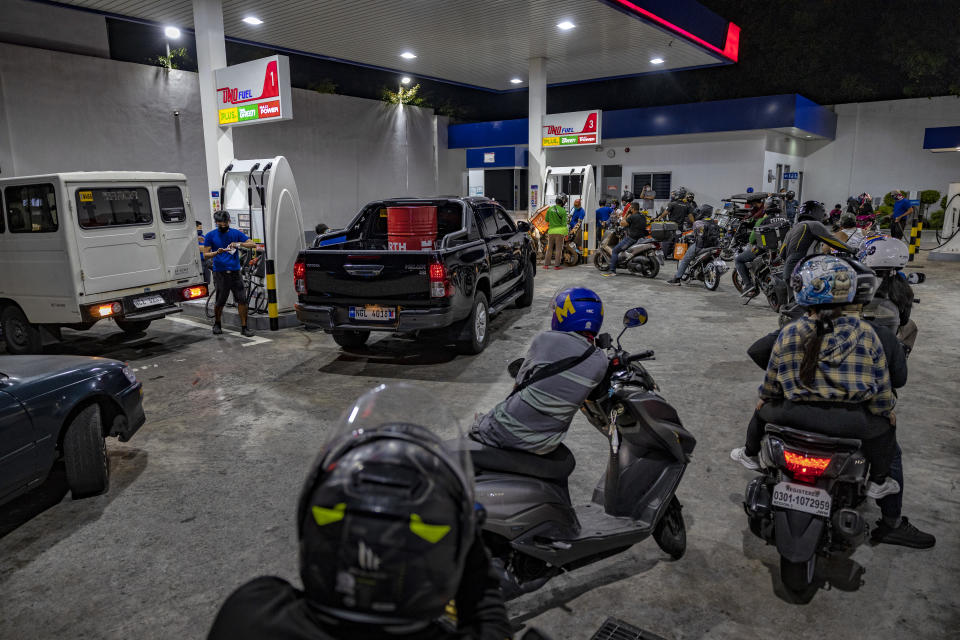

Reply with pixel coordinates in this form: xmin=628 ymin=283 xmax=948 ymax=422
xmin=294 ymin=197 xmax=537 ymax=354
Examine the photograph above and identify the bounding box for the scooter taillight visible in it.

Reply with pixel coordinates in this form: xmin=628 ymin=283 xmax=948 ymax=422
xmin=782 ymin=449 xmax=831 ymax=480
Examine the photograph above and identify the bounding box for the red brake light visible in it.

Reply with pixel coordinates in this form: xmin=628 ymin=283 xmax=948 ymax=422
xmin=429 ymin=263 xmax=446 ymax=281
xmin=95 ymin=302 xmax=121 ymax=317
xmin=783 ymin=450 xmax=831 ymax=478
xmin=182 ymin=285 xmax=207 ymax=300
xmin=294 ymin=260 xmax=307 ymax=294
xmin=429 ymin=260 xmax=452 ymax=298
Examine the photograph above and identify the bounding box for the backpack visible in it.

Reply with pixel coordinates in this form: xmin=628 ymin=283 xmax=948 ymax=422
xmin=699 ymin=219 xmax=721 ymax=248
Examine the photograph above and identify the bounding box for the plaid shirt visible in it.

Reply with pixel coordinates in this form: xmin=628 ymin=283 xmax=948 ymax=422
xmin=759 ymin=315 xmax=895 ymax=417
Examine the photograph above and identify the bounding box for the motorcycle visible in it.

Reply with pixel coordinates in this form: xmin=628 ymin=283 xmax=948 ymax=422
xmin=742 ymin=412 xmax=875 ymax=601
xmin=679 ymin=245 xmax=728 ymax=291
xmin=593 ymin=226 xmax=662 ymax=278
xmin=733 ymin=249 xmax=787 ymax=312
xmin=468 ymin=307 xmax=695 ymax=599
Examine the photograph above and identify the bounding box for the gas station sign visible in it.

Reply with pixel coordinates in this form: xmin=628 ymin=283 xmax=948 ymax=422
xmin=215 ymin=55 xmax=293 ymax=127
xmin=542 ymin=110 xmax=602 ymax=147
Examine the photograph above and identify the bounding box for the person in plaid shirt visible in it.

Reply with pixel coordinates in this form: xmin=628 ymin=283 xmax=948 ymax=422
xmin=731 ymin=254 xmax=900 ymax=500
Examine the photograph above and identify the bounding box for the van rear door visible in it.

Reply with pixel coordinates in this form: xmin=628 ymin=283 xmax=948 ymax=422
xmin=70 ymin=184 xmax=165 ymax=295
xmin=155 ymin=182 xmax=202 ymax=282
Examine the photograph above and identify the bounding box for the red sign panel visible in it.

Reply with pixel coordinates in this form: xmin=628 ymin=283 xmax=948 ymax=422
xmin=258 ymin=100 xmax=281 ymax=119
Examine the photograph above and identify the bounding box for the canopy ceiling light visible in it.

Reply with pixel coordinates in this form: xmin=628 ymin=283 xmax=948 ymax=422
xmin=557 ymin=21 xmax=576 ymax=30
xmin=510 ymin=78 xmax=523 ymax=84
xmin=650 ymin=57 xmax=664 ymax=64
xmin=242 ymin=16 xmax=263 ymax=25
xmin=163 ymin=26 xmax=181 ymax=39
xmin=400 ymin=51 xmax=417 ymax=59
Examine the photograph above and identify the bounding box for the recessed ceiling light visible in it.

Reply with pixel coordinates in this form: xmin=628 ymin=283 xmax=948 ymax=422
xmin=510 ymin=78 xmax=523 ymax=84
xmin=242 ymin=16 xmax=263 ymax=25
xmin=650 ymin=57 xmax=664 ymax=64
xmin=164 ymin=26 xmax=181 ymax=39
xmin=557 ymin=21 xmax=575 ymax=30
xmin=400 ymin=51 xmax=417 ymax=59
xmin=805 ymin=135 xmax=812 ymax=138
xmin=400 ymin=76 xmax=412 ymax=85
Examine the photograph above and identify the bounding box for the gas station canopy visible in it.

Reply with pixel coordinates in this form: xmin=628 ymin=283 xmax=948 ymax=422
xmin=52 ymin=0 xmax=739 ymax=91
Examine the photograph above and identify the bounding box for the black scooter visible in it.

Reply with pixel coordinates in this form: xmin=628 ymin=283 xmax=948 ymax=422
xmin=467 ymin=308 xmax=696 ymax=598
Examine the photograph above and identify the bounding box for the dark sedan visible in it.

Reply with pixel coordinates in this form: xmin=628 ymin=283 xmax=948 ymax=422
xmin=0 ymin=355 xmax=145 ymax=505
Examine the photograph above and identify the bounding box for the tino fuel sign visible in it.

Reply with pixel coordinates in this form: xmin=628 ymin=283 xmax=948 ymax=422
xmin=215 ymin=55 xmax=292 ymax=127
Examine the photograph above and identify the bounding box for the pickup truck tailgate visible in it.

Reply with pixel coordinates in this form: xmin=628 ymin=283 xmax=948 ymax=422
xmin=303 ymin=251 xmax=431 ymax=301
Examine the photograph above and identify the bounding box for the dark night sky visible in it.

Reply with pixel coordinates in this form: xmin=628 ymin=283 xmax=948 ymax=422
xmin=107 ymin=0 xmax=960 ymax=123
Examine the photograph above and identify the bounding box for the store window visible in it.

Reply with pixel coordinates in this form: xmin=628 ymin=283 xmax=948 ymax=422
xmin=631 ymin=173 xmax=672 ymax=200
xmin=76 ymin=187 xmax=153 ymax=228
xmin=5 ymin=183 xmax=58 ymax=233
xmin=158 ymin=186 xmax=187 ymax=223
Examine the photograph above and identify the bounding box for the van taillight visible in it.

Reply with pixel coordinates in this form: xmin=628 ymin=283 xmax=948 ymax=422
xmin=95 ymin=302 xmax=122 ymax=318
xmin=429 ymin=261 xmax=452 ymax=298
xmin=182 ymin=285 xmax=207 ymax=300
xmin=294 ymin=260 xmax=307 ymax=294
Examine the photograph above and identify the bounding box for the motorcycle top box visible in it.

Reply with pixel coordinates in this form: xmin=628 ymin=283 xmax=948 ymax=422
xmin=650 ymin=221 xmax=678 ymax=242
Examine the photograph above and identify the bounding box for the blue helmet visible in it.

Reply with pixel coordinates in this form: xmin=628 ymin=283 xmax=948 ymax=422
xmin=791 ymin=254 xmax=877 ymax=307
xmin=550 ymin=287 xmax=604 ymax=334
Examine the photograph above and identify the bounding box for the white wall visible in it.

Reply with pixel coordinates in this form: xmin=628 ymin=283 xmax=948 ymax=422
xmin=803 ymin=96 xmax=960 ymax=207
xmin=0 ymin=42 xmax=456 ymax=232
xmin=545 ymin=132 xmax=767 ymax=209
xmin=0 ymin=0 xmax=109 ymax=59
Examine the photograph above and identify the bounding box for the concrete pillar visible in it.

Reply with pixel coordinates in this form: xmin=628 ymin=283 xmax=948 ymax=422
xmin=192 ymin=0 xmax=233 ymax=225
xmin=527 ymin=56 xmax=546 ymax=216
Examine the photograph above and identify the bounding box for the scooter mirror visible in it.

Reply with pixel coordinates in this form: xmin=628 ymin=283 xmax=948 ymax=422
xmin=623 ymin=307 xmax=648 ymax=328
xmin=507 ymin=358 xmax=524 ymax=378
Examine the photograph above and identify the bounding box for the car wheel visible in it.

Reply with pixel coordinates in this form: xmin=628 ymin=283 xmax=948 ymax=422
xmin=331 ymin=329 xmax=370 ymax=349
xmin=63 ymin=404 xmax=110 ymax=499
xmin=457 ymin=292 xmax=489 ymax=355
xmin=515 ymin=261 xmax=535 ymax=308
xmin=115 ymin=319 xmax=151 ymax=334
xmin=1 ymin=306 xmax=43 ymax=355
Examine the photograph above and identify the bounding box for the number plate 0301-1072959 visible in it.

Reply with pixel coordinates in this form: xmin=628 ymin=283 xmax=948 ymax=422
xmin=771 ymin=481 xmax=832 ymax=518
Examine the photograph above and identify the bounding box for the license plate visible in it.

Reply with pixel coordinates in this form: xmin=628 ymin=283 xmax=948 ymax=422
xmin=132 ymin=294 xmax=165 ymax=309
xmin=772 ymin=481 xmax=832 ymax=518
xmin=349 ymin=306 xmax=396 ymax=321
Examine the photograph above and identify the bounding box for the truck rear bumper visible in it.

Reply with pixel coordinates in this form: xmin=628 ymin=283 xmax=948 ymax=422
xmin=295 ymin=302 xmax=459 ymax=332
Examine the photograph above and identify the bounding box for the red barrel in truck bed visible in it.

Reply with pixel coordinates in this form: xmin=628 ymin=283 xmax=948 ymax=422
xmin=387 ymin=206 xmax=437 ymax=251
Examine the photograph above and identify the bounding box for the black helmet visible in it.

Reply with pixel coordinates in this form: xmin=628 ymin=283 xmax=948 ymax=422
xmin=785 ymin=190 xmax=796 ymax=200
xmin=621 ymin=189 xmax=634 ymax=204
xmin=296 ymin=385 xmax=475 ymax=626
xmin=797 ymin=200 xmax=826 ymax=222
xmin=213 ymin=210 xmax=230 ymax=223
xmin=555 ymin=193 xmax=568 ymax=206
xmin=764 ymin=196 xmax=782 ymax=214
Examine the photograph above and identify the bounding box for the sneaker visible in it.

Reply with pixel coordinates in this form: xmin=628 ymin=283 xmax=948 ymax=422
xmin=866 ymin=477 xmax=901 ymax=499
xmin=554 ymin=266 xmax=562 ymax=270
xmin=666 ymin=277 xmax=681 ymax=286
xmin=730 ymin=447 xmax=760 ymax=471
xmin=542 ymin=264 xmax=551 ymax=270
xmin=601 ymin=271 xmax=617 ymax=277
xmin=212 ymin=323 xmax=223 ymax=335
xmin=870 ymin=516 xmax=936 ymax=549
xmin=740 ymin=284 xmax=757 ymax=297
xmin=240 ymin=326 xmax=254 ymax=337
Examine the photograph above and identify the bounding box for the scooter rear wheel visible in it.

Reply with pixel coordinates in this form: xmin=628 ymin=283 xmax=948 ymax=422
xmin=780 ymin=556 xmax=817 ymax=602
xmin=593 ymin=252 xmax=609 ymax=271
xmin=653 ymin=496 xmax=686 ymax=559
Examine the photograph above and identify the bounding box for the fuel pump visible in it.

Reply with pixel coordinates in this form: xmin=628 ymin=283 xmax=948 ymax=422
xmin=541 ymin=165 xmax=598 ymax=254
xmin=220 ymin=156 xmax=306 ymax=323
xmin=930 ymin=182 xmax=960 ymax=261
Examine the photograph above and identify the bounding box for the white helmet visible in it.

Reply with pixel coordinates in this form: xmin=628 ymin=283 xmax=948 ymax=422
xmin=858 ymin=235 xmax=908 ymax=270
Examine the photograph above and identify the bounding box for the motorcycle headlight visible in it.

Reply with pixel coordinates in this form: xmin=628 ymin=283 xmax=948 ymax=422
xmin=121 ymin=366 xmax=138 ymax=384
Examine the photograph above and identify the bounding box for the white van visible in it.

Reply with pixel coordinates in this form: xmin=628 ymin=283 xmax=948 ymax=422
xmin=0 ymin=172 xmax=207 ymax=354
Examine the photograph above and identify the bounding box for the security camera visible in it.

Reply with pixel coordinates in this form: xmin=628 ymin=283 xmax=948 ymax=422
xmin=173 ymin=110 xmax=180 ymax=117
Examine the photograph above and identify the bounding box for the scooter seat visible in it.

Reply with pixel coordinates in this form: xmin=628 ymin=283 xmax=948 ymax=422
xmin=466 ymin=440 xmax=575 ymax=481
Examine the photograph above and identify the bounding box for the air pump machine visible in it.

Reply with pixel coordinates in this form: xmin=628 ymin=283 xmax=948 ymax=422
xmin=220 ymin=156 xmax=306 ymax=323
xmin=541 ymin=165 xmax=598 ymax=253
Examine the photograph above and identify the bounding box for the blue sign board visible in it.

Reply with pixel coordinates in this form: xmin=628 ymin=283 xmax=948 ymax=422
xmin=783 ymin=172 xmax=799 ymax=180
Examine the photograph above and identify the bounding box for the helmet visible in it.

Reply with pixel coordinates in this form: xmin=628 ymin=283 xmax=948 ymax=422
xmin=550 ymin=287 xmax=603 ymax=334
xmin=858 ymin=235 xmax=909 ymax=270
xmin=785 ymin=190 xmax=796 ymax=200
xmin=764 ymin=196 xmax=782 ymax=213
xmin=797 ymin=200 xmax=826 ymax=222
xmin=891 ymin=190 xmax=906 ymax=201
xmin=858 ymin=192 xmax=872 ymax=204
xmin=555 ymin=193 xmax=567 ymax=206
xmin=685 ymin=192 xmax=696 ymax=202
xmin=213 ymin=210 xmax=230 ymax=223
xmin=297 ymin=385 xmax=475 ymax=626
xmin=791 ymin=254 xmax=877 ymax=307
xmin=839 ymin=212 xmax=857 ymax=228
xmin=621 ymin=190 xmax=634 ymax=204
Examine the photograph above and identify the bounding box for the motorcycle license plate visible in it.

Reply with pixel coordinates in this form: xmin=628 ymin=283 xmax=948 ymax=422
xmin=771 ymin=482 xmax=831 ymax=518
xmin=349 ymin=305 xmax=396 ymax=321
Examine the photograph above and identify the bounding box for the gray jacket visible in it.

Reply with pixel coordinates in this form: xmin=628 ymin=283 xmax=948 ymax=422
xmin=470 ymin=331 xmax=609 ymax=454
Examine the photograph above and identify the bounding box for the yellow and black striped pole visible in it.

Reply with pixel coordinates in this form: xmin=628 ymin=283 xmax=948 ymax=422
xmin=265 ymin=260 xmax=279 ymax=330
xmin=908 ymin=219 xmax=923 ymax=262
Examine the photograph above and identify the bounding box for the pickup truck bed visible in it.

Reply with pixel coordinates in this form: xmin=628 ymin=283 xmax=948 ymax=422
xmin=294 ymin=197 xmax=536 ymax=354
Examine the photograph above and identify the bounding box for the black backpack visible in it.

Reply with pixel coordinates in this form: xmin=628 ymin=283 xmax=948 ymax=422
xmin=700 ymin=219 xmax=721 ymax=248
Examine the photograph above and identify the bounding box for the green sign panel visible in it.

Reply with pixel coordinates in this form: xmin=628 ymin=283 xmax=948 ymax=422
xmin=238 ymin=105 xmax=259 ymax=122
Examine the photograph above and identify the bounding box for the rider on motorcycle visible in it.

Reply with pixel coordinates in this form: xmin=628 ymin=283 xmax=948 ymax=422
xmin=470 ymin=287 xmax=609 ymax=455
xmin=780 ymin=201 xmax=853 ymax=300
xmin=602 ymin=203 xmax=649 ymax=276
xmin=666 ymin=218 xmax=720 ymax=285
xmin=730 ymin=254 xmax=900 ymax=501
xmin=209 ymin=386 xmax=511 ymax=640
xmin=858 ymin=235 xmax=919 ymax=355
xmin=733 ymin=197 xmax=779 ymax=295
xmin=834 ymin=212 xmax=865 ymax=250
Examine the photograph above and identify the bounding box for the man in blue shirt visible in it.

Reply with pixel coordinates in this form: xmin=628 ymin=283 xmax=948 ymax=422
xmin=890 ymin=191 xmax=914 ymax=240
xmin=203 ymin=211 xmax=258 ymax=336
xmin=595 ymin=198 xmax=613 ymax=232
xmin=568 ymin=198 xmax=586 ymax=249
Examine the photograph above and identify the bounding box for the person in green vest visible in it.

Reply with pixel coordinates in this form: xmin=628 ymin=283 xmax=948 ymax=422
xmin=544 ymin=193 xmax=569 ymax=270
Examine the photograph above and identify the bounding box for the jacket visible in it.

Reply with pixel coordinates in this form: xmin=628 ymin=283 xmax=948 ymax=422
xmin=471 ymin=331 xmax=608 ymax=454
xmin=546 ymin=205 xmax=568 ymax=235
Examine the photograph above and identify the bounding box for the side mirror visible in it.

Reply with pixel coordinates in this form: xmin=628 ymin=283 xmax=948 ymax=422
xmin=516 ymin=220 xmax=531 ymax=233
xmin=623 ymin=307 xmax=648 ymax=328
xmin=507 ymin=358 xmax=524 ymax=378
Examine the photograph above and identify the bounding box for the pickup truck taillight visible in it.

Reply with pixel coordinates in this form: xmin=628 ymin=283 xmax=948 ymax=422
xmin=294 ymin=259 xmax=307 ymax=294
xmin=430 ymin=261 xmax=452 ymax=298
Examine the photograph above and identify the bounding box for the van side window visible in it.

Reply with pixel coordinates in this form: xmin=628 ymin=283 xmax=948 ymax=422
xmin=4 ymin=183 xmax=58 ymax=233
xmin=158 ymin=186 xmax=187 ymax=223
xmin=76 ymin=187 xmax=153 ymax=228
